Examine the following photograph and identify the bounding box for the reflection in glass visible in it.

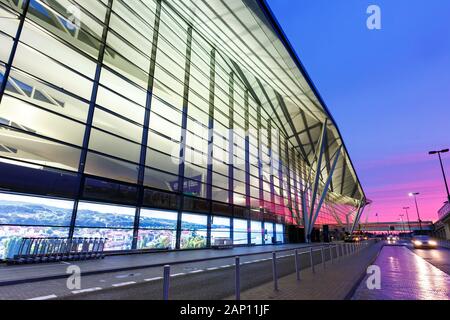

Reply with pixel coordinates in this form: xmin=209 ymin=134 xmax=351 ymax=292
xmin=0 ymin=192 xmax=73 ymax=226
xmin=73 ymin=227 xmax=133 ymax=251
xmin=75 ymin=201 xmax=135 ymax=229
xmin=0 ymin=225 xmax=69 ymax=260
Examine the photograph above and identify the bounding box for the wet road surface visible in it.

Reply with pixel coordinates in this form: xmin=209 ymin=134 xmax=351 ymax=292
xmin=352 ymin=245 xmax=450 ymax=300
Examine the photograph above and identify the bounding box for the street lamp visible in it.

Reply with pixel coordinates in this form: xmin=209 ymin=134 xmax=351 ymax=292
xmin=402 ymin=206 xmax=412 ymax=233
xmin=399 ymin=214 xmax=405 ymax=233
xmin=408 ymin=192 xmax=423 ymax=231
xmin=429 ymin=149 xmax=450 ymax=203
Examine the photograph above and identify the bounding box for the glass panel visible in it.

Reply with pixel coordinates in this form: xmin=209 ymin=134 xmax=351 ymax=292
xmin=137 ymin=229 xmax=176 ymax=250
xmin=0 ymin=226 xmax=69 ymax=260
xmin=88 ymin=128 xmax=141 ymax=163
xmin=139 ymin=209 xmax=178 ymax=230
xmin=250 ymin=220 xmax=263 ymax=245
xmin=0 ymin=126 xmax=81 ymax=171
xmin=12 ymin=42 xmax=93 ymax=100
xmin=0 ymin=192 xmax=73 ymax=226
xmin=276 ymin=223 xmax=284 ymax=243
xmin=73 ymin=227 xmax=133 ymax=251
xmin=0 ymin=95 xmax=86 ymax=146
xmin=75 ymin=201 xmax=135 ymax=229
xmin=84 ymin=152 xmax=138 ymax=184
xmin=4 ymin=67 xmax=89 ymax=123
xmin=211 ymin=215 xmax=230 ymax=244
xmin=264 ymin=222 xmax=274 ymax=243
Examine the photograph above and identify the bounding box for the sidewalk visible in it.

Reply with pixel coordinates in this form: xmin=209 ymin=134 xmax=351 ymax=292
xmin=225 ymin=241 xmax=383 ymax=300
xmin=0 ymin=243 xmax=321 ymax=286
xmin=352 ymin=246 xmax=450 ymax=300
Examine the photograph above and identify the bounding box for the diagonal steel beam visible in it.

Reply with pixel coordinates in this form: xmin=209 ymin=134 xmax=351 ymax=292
xmin=351 ymin=198 xmax=367 ymax=234
xmin=309 ymin=146 xmax=342 ymax=232
xmin=307 ymin=120 xmax=328 ymax=231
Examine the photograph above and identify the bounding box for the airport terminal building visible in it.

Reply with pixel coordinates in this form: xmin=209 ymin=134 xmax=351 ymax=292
xmin=0 ymin=0 xmax=366 ymax=259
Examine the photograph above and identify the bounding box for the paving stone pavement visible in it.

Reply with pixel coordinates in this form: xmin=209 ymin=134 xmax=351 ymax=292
xmin=224 ymin=241 xmax=383 ymax=300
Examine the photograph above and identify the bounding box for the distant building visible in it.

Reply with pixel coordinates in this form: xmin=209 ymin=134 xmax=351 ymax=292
xmin=434 ymin=202 xmax=450 ymax=240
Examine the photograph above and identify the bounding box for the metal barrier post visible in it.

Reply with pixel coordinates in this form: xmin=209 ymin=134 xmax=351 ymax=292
xmin=294 ymin=249 xmax=300 ymax=281
xmin=272 ymin=252 xmax=278 ymax=291
xmin=235 ymin=257 xmax=240 ymax=300
xmin=321 ymin=247 xmax=326 ymax=270
xmin=310 ymin=247 xmax=315 ymax=274
xmin=330 ymin=245 xmax=334 ymax=264
xmin=163 ymin=265 xmax=171 ymax=301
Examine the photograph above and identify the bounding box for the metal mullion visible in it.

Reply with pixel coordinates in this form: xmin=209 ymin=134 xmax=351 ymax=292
xmin=206 ymin=48 xmax=216 ymax=247
xmin=244 ymin=90 xmax=251 ymax=245
xmin=257 ymin=103 xmax=264 ymax=222
xmin=175 ymin=25 xmax=193 ymax=250
xmin=69 ymin=0 xmax=114 ymax=239
xmin=290 ymin=149 xmax=301 ymax=224
xmin=131 ymin=0 xmax=162 ymax=250
xmin=268 ymin=121 xmax=276 ymax=216
xmin=256 ymin=100 xmax=265 ymax=245
xmin=284 ymin=140 xmax=293 ymax=222
xmin=228 ymin=72 xmax=235 ymax=241
xmin=0 ymin=0 xmax=30 ymax=104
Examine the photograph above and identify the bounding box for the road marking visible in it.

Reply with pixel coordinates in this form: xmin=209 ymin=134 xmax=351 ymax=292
xmin=144 ymin=277 xmax=163 ymax=282
xmin=207 ymin=267 xmax=219 ymax=270
xmin=112 ymin=281 xmax=136 ymax=287
xmin=189 ymin=270 xmax=204 ymax=274
xmin=221 ymin=265 xmax=232 ymax=268
xmin=28 ymin=294 xmax=57 ymax=300
xmin=72 ymin=287 xmax=102 ymax=294
xmin=171 ymin=273 xmax=185 ymax=277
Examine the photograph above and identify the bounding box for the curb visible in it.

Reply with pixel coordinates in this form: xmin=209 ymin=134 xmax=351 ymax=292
xmin=344 ymin=242 xmax=384 ymax=300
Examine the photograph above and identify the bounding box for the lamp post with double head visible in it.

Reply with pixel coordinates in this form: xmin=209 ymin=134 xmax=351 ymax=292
xmin=429 ymin=149 xmax=450 ymax=203
xmin=402 ymin=206 xmax=411 ymax=233
xmin=409 ymin=192 xmax=422 ymax=231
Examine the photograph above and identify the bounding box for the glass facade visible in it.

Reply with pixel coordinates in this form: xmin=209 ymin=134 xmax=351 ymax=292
xmin=0 ymin=0 xmax=364 ymax=259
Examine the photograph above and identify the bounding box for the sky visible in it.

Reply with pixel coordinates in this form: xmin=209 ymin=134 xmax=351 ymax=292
xmin=267 ymin=0 xmax=450 ymax=222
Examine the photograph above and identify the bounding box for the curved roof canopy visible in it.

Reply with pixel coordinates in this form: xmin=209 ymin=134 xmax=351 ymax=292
xmin=169 ymin=0 xmax=366 ymax=205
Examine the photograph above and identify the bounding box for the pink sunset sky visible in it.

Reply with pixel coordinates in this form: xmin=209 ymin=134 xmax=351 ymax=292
xmin=356 ymin=152 xmax=449 ymax=223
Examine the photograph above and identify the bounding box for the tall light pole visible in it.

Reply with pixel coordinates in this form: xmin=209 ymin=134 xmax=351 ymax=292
xmin=409 ymin=192 xmax=423 ymax=231
xmin=399 ymin=214 xmax=405 ymax=233
xmin=429 ymin=149 xmax=450 ymax=203
xmin=402 ymin=206 xmax=412 ymax=233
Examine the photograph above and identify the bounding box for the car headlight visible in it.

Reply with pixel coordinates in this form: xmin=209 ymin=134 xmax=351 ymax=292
xmin=414 ymin=240 xmax=422 ymax=246
xmin=429 ymin=240 xmax=437 ymax=246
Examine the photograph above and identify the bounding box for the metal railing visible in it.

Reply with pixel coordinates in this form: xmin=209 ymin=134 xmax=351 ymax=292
xmin=6 ymin=237 xmax=108 ymax=264
xmin=160 ymin=240 xmax=376 ymax=300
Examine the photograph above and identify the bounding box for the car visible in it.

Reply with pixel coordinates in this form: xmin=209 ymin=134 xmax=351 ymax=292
xmin=386 ymin=235 xmax=399 ymax=245
xmin=344 ymin=235 xmax=362 ymax=243
xmin=412 ymin=235 xmax=438 ymax=249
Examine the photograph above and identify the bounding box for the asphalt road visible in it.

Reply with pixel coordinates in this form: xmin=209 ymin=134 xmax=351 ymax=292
xmin=410 ymin=246 xmax=450 ymax=275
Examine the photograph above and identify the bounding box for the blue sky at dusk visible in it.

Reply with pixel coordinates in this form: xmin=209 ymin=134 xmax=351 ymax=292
xmin=267 ymin=0 xmax=450 ymax=222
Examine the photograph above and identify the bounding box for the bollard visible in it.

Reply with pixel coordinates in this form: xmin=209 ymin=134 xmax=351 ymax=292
xmin=330 ymin=245 xmax=334 ymax=264
xmin=235 ymin=256 xmax=240 ymax=300
xmin=321 ymin=247 xmax=326 ymax=270
xmin=310 ymin=247 xmax=315 ymax=274
xmin=272 ymin=252 xmax=278 ymax=291
xmin=163 ymin=265 xmax=170 ymax=301
xmin=294 ymin=249 xmax=300 ymax=281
